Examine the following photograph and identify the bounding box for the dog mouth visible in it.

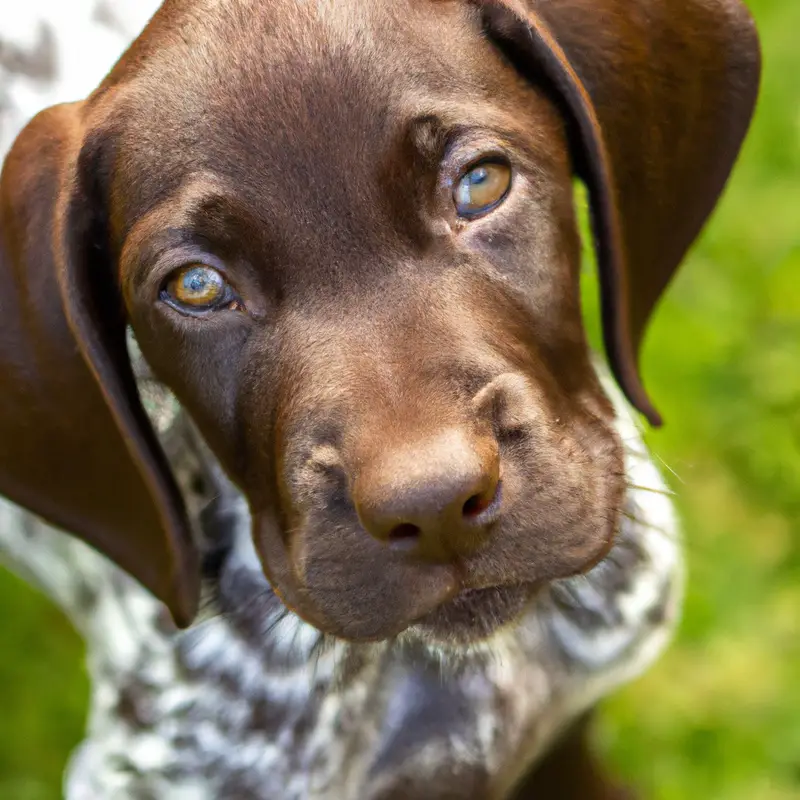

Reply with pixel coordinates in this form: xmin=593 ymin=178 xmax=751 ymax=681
xmin=409 ymin=581 xmax=538 ymax=645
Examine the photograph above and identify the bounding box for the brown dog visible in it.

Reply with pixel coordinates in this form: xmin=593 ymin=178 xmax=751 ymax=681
xmin=0 ymin=0 xmax=759 ymax=793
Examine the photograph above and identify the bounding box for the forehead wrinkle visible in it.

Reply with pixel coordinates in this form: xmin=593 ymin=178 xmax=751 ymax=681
xmin=119 ymin=173 xmax=252 ymax=273
xmin=119 ymin=172 xmax=242 ymax=241
xmin=402 ymin=95 xmax=567 ymax=168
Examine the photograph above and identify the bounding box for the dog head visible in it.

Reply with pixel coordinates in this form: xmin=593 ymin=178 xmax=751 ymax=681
xmin=0 ymin=0 xmax=759 ymax=641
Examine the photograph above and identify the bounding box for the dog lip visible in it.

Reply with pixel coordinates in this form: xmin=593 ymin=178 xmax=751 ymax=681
xmin=409 ymin=579 xmax=539 ymax=642
xmin=447 ymin=581 xmax=528 ymax=604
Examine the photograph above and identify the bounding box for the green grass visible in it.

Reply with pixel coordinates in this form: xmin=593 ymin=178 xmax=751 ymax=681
xmin=0 ymin=0 xmax=797 ymax=797
xmin=592 ymin=0 xmax=800 ymax=796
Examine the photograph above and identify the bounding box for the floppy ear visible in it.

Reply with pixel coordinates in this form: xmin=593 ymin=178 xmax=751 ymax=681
xmin=0 ymin=103 xmax=199 ymax=626
xmin=478 ymin=0 xmax=761 ymax=424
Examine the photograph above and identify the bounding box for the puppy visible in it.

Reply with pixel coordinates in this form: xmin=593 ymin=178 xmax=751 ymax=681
xmin=0 ymin=1 xmax=760 ymax=796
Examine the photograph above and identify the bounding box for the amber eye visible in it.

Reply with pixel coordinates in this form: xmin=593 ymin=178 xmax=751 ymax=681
xmin=453 ymin=160 xmax=512 ymax=218
xmin=163 ymin=264 xmax=237 ymax=312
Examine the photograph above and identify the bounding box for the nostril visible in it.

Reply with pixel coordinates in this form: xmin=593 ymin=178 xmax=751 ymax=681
xmin=462 ymin=480 xmax=501 ymax=520
xmin=388 ymin=522 xmax=422 ymax=542
xmin=462 ymin=492 xmax=490 ymax=518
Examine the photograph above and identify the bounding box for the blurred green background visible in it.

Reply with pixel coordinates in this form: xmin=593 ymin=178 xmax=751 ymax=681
xmin=0 ymin=0 xmax=797 ymax=797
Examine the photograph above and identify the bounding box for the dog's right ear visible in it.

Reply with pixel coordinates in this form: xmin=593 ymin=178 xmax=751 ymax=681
xmin=0 ymin=103 xmax=199 ymax=626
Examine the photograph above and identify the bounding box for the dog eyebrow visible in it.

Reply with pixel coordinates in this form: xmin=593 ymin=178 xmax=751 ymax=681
xmin=404 ymin=110 xmax=562 ymax=174
xmin=184 ymin=193 xmax=263 ymax=244
xmin=405 ymin=115 xmax=450 ymax=164
xmin=122 ymin=180 xmax=263 ymax=264
xmin=406 ymin=114 xmax=515 ymax=159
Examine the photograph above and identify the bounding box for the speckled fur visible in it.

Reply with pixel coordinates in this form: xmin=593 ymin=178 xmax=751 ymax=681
xmin=0 ymin=4 xmax=683 ymax=798
xmin=0 ymin=333 xmax=682 ymax=799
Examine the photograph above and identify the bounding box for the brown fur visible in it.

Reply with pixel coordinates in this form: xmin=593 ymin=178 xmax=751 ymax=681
xmin=0 ymin=1 xmax=759 ymax=792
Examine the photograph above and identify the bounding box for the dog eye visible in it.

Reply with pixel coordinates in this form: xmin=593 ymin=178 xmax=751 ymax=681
xmin=162 ymin=265 xmax=239 ymax=312
xmin=454 ymin=161 xmax=512 ymax=218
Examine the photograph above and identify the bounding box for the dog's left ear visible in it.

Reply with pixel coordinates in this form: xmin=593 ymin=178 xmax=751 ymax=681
xmin=477 ymin=0 xmax=761 ymax=424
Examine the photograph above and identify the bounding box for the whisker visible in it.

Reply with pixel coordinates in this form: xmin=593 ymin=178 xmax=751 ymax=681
xmin=618 ymin=435 xmax=648 ymax=445
xmin=309 ymin=631 xmax=337 ymax=686
xmin=652 ymin=452 xmax=686 ymax=484
xmin=618 ymin=509 xmax=720 ymax=565
xmin=620 ymin=509 xmax=682 ymax=542
xmin=622 ymin=444 xmax=650 ymax=460
xmin=599 ymin=548 xmax=631 ymax=573
xmin=262 ymin=603 xmax=292 ymax=639
xmin=625 ymin=482 xmax=676 ymax=498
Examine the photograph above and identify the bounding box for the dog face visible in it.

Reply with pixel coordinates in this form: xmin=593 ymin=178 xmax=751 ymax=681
xmin=113 ymin=0 xmax=620 ymax=641
xmin=0 ymin=0 xmax=760 ymax=641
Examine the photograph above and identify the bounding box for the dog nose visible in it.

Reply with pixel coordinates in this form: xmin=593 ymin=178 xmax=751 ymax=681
xmin=353 ymin=429 xmax=501 ymax=561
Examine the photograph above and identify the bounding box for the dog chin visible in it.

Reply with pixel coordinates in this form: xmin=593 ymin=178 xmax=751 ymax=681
xmin=407 ymin=582 xmax=539 ymax=646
